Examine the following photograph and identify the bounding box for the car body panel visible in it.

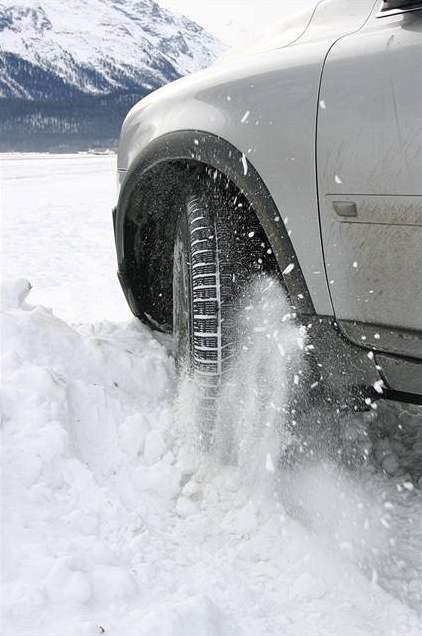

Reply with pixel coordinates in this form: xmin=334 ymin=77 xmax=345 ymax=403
xmin=218 ymin=0 xmax=376 ymax=55
xmin=118 ymin=42 xmax=334 ymax=316
xmin=297 ymin=0 xmax=377 ymax=43
xmin=317 ymin=4 xmax=422 ymax=354
xmin=118 ymin=0 xmax=376 ymax=318
xmin=115 ymin=0 xmax=422 ymax=396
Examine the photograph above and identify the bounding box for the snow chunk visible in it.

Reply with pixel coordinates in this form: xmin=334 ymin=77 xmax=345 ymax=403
xmin=176 ymin=496 xmax=199 ymax=518
xmin=221 ymin=501 xmax=258 ymax=536
xmin=91 ymin=565 xmax=137 ymax=603
xmin=119 ymin=413 xmax=150 ymax=458
xmin=241 ymin=153 xmax=248 ymax=176
xmin=137 ymin=460 xmax=181 ymax=499
xmin=373 ymin=380 xmax=384 ymax=394
xmin=182 ymin=479 xmax=201 ymax=498
xmin=289 ymin=572 xmax=327 ymax=601
xmin=144 ymin=430 xmax=166 ymax=465
xmin=44 ymin=558 xmax=91 ymax=604
xmin=1 ymin=278 xmax=32 ymax=309
xmin=282 ymin=263 xmax=295 ymax=275
xmin=138 ymin=595 xmax=234 ymax=636
xmin=265 ymin=453 xmax=275 ymax=473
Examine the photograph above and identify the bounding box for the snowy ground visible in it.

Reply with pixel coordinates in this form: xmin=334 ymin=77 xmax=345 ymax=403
xmin=1 ymin=153 xmax=130 ymax=323
xmin=1 ymin=154 xmax=421 ymax=635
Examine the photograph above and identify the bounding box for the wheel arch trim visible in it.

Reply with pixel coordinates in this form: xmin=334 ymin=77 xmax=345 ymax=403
xmin=115 ymin=129 xmax=315 ymax=323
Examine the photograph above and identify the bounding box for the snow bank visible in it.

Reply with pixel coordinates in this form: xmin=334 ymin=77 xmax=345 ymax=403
xmin=1 ymin=279 xmax=176 ymax=634
xmin=1 ymin=279 xmax=421 ymax=635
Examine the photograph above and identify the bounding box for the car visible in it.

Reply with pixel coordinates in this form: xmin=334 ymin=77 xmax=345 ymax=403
xmin=113 ymin=0 xmax=422 ymax=431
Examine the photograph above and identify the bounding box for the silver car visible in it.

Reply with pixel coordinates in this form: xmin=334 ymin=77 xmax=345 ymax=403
xmin=113 ymin=0 xmax=422 ymax=418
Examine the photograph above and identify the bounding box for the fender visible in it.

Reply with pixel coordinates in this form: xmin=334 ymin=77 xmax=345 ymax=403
xmin=114 ymin=128 xmax=386 ymax=399
xmin=115 ymin=129 xmax=315 ymax=325
xmin=116 ymin=1 xmax=380 ymax=323
xmin=116 ymin=36 xmax=341 ymax=319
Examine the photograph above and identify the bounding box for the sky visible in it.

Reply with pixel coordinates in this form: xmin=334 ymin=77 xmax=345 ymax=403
xmin=159 ymin=0 xmax=317 ymax=45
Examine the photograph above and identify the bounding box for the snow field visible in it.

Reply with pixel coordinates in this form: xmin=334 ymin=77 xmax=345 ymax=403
xmin=2 ymin=279 xmax=421 ymax=636
xmin=1 ymin=154 xmax=421 ymax=635
xmin=1 ymin=153 xmax=130 ymax=323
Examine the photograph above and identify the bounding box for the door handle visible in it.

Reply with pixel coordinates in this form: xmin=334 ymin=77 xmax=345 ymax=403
xmin=333 ymin=201 xmax=358 ymax=218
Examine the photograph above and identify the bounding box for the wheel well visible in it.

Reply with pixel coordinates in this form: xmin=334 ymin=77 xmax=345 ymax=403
xmin=123 ymin=160 xmax=192 ymax=331
xmin=122 ymin=159 xmax=286 ymax=332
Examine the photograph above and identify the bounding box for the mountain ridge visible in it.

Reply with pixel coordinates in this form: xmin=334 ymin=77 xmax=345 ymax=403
xmin=0 ymin=0 xmax=224 ymax=150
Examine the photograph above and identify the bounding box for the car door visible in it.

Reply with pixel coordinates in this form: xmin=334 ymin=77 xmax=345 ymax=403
xmin=317 ymin=0 xmax=422 ymax=361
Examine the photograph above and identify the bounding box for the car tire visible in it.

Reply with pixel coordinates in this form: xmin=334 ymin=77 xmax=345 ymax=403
xmin=173 ymin=187 xmax=278 ymax=447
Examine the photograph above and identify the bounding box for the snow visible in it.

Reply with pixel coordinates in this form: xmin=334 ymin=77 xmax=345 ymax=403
xmin=241 ymin=152 xmax=248 ymax=176
xmin=282 ymin=263 xmax=295 ymax=275
xmin=373 ymin=380 xmax=384 ymax=394
xmin=1 ymin=154 xmax=422 ymax=635
xmin=1 ymin=153 xmax=129 ymax=323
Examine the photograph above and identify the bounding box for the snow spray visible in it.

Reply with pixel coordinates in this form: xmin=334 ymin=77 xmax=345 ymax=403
xmin=174 ymin=275 xmax=422 ymax=611
xmin=175 ymin=274 xmax=306 ymax=484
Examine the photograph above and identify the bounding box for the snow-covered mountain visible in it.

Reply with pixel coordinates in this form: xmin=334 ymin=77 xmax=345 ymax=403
xmin=0 ymin=0 xmax=224 ymax=99
xmin=0 ymin=0 xmax=225 ymax=149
